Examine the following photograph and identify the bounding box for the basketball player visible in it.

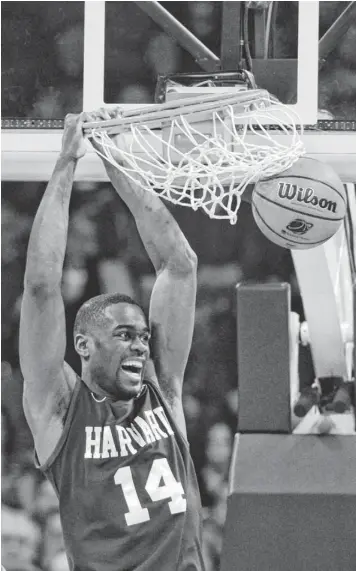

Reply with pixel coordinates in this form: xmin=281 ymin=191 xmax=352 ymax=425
xmin=20 ymin=112 xmax=205 ymax=571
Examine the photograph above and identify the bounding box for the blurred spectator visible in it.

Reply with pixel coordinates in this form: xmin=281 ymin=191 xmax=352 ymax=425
xmin=1 ymin=505 xmax=41 ymax=571
xmin=1 ymin=7 xmax=45 ymax=117
xmin=2 ymin=404 xmax=16 ymax=502
xmin=337 ymin=24 xmax=356 ymax=69
xmin=202 ymin=516 xmax=224 ymax=571
xmin=41 ymin=512 xmax=65 ymax=570
xmin=47 ymin=552 xmax=70 ymax=571
xmin=201 ymin=422 xmax=233 ymax=506
xmin=206 ymin=422 xmax=232 ymax=477
xmin=1 ymin=361 xmax=34 ymax=458
xmin=13 ymin=453 xmax=39 ymax=515
xmin=30 ymin=88 xmax=64 ymax=119
xmin=55 ymin=25 xmax=83 ymax=79
xmin=224 ymin=388 xmax=239 ymax=432
xmin=62 ymin=266 xmax=89 ymax=306
xmin=34 ymin=481 xmax=59 ymax=522
xmin=145 ymin=33 xmax=182 ymax=76
xmin=200 ymin=421 xmax=232 ymax=571
xmin=319 ymin=68 xmax=356 ymax=119
xmin=2 ymin=203 xmax=32 ymax=363
xmin=2 ymin=448 xmax=39 ymax=516
xmin=118 ymin=84 xmax=153 ymax=104
xmin=2 ymin=403 xmax=15 ymax=462
xmin=187 ymin=2 xmax=217 ymax=39
xmin=66 ymin=208 xmax=99 ymax=269
xmin=1 ymin=397 xmax=36 ymax=514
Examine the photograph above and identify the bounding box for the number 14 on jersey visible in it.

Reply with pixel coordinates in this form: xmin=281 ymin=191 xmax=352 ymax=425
xmin=114 ymin=458 xmax=187 ymax=526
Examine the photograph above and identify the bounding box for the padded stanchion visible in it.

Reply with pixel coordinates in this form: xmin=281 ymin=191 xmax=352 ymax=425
xmin=221 ymin=434 xmax=356 ymax=571
xmin=236 ymin=283 xmax=291 ymax=433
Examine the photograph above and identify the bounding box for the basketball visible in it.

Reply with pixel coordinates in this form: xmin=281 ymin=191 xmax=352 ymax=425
xmin=251 ymin=157 xmax=347 ymax=249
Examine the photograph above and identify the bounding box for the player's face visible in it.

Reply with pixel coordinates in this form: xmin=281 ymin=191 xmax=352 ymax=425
xmin=89 ymin=303 xmax=150 ymax=400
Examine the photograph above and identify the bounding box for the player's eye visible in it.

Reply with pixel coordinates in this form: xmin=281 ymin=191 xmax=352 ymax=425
xmin=139 ymin=332 xmax=151 ymax=344
xmin=115 ymin=330 xmax=130 ymax=340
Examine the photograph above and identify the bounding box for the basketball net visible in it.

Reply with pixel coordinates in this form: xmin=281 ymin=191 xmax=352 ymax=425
xmin=85 ymin=89 xmax=305 ymax=224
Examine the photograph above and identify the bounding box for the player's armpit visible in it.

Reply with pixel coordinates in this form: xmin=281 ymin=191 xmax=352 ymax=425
xmin=22 ymin=367 xmax=76 ymax=466
xmin=157 ymin=374 xmax=188 ymax=439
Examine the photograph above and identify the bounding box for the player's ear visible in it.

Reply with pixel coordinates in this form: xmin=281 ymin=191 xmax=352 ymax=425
xmin=75 ymin=333 xmax=91 ymax=359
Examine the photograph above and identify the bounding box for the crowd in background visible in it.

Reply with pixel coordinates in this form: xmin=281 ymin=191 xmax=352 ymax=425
xmin=2 ymin=2 xmax=355 ymax=570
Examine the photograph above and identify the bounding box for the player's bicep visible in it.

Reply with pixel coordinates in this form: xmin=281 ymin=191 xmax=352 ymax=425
xmin=20 ymin=285 xmax=68 ymax=407
xmin=149 ymin=263 xmax=197 ymax=396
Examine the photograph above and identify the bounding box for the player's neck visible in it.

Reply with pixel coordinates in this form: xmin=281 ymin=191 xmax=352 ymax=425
xmin=81 ymin=366 xmax=138 ymax=416
xmin=107 ymin=398 xmax=135 ymax=419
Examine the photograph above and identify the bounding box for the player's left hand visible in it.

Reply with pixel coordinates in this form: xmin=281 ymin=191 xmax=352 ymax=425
xmin=85 ymin=107 xmax=130 ymax=167
xmin=88 ymin=107 xmax=120 ymax=121
xmin=84 ymin=107 xmax=121 ymax=133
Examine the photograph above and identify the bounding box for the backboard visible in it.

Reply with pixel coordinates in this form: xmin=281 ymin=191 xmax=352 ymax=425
xmin=1 ymin=1 xmax=356 ymax=181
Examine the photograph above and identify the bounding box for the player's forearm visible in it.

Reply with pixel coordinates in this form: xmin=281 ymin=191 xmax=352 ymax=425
xmin=105 ymin=163 xmax=197 ymax=273
xmin=24 ymin=154 xmax=77 ymax=290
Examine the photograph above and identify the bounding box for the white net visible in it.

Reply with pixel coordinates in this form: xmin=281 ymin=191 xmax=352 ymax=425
xmin=87 ymin=90 xmax=305 ymax=224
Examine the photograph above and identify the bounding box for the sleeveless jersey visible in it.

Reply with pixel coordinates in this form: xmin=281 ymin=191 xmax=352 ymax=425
xmin=36 ymin=377 xmax=205 ymax=571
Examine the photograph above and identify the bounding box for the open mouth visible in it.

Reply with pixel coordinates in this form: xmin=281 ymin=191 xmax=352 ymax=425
xmin=120 ymin=359 xmax=144 ymax=379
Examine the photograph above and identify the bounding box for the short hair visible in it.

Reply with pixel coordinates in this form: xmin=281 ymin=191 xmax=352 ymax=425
xmin=73 ymin=293 xmax=146 ymax=338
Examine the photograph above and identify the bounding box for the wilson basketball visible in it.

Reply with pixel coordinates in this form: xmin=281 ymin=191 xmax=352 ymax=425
xmin=251 ymin=157 xmax=347 ymax=249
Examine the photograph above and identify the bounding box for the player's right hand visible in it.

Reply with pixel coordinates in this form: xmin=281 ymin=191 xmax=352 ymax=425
xmin=60 ymin=112 xmax=90 ymax=161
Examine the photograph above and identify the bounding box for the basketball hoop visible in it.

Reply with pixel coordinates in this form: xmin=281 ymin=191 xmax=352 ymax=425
xmin=84 ymin=88 xmax=305 ymax=224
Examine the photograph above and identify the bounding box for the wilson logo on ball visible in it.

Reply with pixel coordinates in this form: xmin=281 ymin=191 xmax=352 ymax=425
xmin=278 ymin=183 xmax=337 ymax=213
xmin=285 ymin=219 xmax=313 ymax=235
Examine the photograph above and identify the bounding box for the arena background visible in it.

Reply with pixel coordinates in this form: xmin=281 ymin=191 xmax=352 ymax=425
xmin=2 ymin=2 xmax=356 ymax=571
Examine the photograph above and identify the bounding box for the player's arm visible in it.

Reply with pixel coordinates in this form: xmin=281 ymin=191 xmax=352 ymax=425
xmin=19 ymin=114 xmax=87 ymax=463
xmin=108 ymin=164 xmax=196 ymax=436
xmin=89 ymin=114 xmax=197 ymax=436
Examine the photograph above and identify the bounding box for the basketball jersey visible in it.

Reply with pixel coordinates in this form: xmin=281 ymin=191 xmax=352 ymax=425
xmin=36 ymin=377 xmax=205 ymax=571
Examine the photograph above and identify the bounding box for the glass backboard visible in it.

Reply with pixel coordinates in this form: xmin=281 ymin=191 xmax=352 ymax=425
xmin=1 ymin=1 xmax=356 ymax=181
